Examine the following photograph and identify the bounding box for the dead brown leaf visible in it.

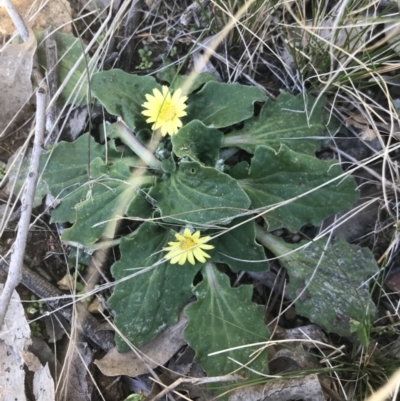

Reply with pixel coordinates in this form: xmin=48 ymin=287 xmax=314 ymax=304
xmin=57 ymin=273 xmax=75 ymax=290
xmin=95 ymin=315 xmax=187 ymax=377
xmin=345 ymin=112 xmax=378 ymax=141
xmin=0 ymin=30 xmax=36 ymax=135
xmin=21 ymin=350 xmax=42 ymax=372
xmin=33 ymin=364 xmax=55 ymax=401
xmin=0 ymin=284 xmax=31 ymax=401
xmin=0 ymin=0 xmax=71 ymax=36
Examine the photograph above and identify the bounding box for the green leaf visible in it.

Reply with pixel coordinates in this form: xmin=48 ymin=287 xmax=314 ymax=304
xmin=50 ymin=136 xmax=140 ymax=223
xmin=157 ymin=61 xmax=217 ymax=93
xmin=231 ymin=145 xmax=359 ymax=231
xmin=37 ymin=31 xmax=92 ymax=105
xmin=148 ymin=160 xmax=250 ymax=225
xmin=209 ymin=217 xmax=268 ymax=272
xmin=171 ymin=120 xmax=223 ymax=166
xmin=256 ymin=227 xmax=377 ymax=337
xmin=108 ymin=223 xmax=198 ymax=351
xmin=185 ymin=81 xmax=267 ymax=128
xmin=126 ymin=188 xmax=156 ymax=219
xmin=91 ymin=70 xmax=161 ymax=132
xmin=61 ymin=158 xmax=155 ymax=246
xmin=184 ymin=263 xmax=269 ymax=376
xmin=7 ymin=133 xmax=104 ymax=212
xmin=350 ymin=318 xmax=371 ymax=347
xmin=7 ymin=133 xmax=142 ymax=221
xmin=222 ymin=92 xmax=329 ymax=155
xmin=161 ymin=154 xmax=177 ymax=173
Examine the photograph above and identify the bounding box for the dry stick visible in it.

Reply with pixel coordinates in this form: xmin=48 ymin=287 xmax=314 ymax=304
xmin=1 ymin=0 xmax=29 ymax=40
xmin=151 ymin=374 xmax=244 ymax=401
xmin=0 ymin=260 xmax=115 ymax=352
xmin=0 ymin=0 xmax=47 ymax=328
xmin=0 ymin=87 xmax=46 ymax=327
xmin=119 ymin=0 xmax=143 ymax=71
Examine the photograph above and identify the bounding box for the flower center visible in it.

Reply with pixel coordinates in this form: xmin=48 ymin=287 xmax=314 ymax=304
xmin=159 ymin=101 xmax=176 ymax=122
xmin=181 ymin=238 xmax=195 ymax=250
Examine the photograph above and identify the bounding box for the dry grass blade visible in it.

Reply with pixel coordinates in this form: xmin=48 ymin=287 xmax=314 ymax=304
xmin=364 ymin=367 xmax=400 ymax=401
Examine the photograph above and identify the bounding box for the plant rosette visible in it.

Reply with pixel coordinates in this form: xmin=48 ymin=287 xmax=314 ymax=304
xmin=8 ymin=63 xmax=378 ymax=383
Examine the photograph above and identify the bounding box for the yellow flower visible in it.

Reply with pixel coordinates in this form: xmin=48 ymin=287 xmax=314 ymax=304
xmin=141 ymin=86 xmax=188 ymax=136
xmin=163 ymin=228 xmax=214 ymax=266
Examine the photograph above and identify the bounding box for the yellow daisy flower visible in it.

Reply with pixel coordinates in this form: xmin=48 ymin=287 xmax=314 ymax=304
xmin=163 ymin=228 xmax=214 ymax=266
xmin=141 ymin=86 xmax=188 ymax=136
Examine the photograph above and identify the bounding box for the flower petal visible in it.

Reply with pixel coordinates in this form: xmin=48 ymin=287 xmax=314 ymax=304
xmin=164 ymin=248 xmax=182 ymax=259
xmin=175 ymin=233 xmax=185 ymax=241
xmin=192 ymin=231 xmax=201 ymax=239
xmin=187 ymin=250 xmax=195 ymax=265
xmin=170 ymin=254 xmax=182 ymax=264
xmin=161 ymin=86 xmax=169 ymax=97
xmin=199 ymin=243 xmax=214 ymax=250
xmin=163 ymin=228 xmax=214 ymax=265
xmin=163 ymin=245 xmax=179 ymax=253
xmin=198 ymin=235 xmax=212 ymax=243
xmin=193 ymin=248 xmax=207 ymax=263
xmin=153 ymin=88 xmax=162 ymax=98
xmin=178 ymin=253 xmax=187 ymax=265
xmin=183 ymin=228 xmax=192 ymax=237
xmin=141 ymin=85 xmax=187 ymax=137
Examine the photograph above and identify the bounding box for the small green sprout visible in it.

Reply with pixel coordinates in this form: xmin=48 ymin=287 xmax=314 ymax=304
xmin=136 ymin=46 xmax=153 ymax=70
xmin=124 ymin=392 xmax=145 ymax=401
xmin=170 ymin=46 xmax=177 ymax=57
xmin=0 ymin=161 xmax=6 ymax=180
xmin=26 ymin=295 xmax=45 ymax=315
xmin=30 ymin=322 xmax=42 ymax=337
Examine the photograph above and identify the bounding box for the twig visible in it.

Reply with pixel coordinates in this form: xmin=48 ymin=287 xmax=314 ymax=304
xmin=151 ymin=374 xmax=244 ymax=401
xmin=0 ymin=0 xmax=50 ymax=328
xmin=0 ymin=260 xmax=115 ymax=352
xmin=1 ymin=0 xmax=29 ymax=41
xmin=0 ymin=85 xmax=46 ymax=328
xmin=119 ymin=0 xmax=143 ymax=71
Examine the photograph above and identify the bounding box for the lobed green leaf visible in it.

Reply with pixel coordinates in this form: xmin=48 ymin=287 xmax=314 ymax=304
xmin=208 ymin=217 xmax=269 ymax=272
xmin=171 ymin=120 xmax=223 ymax=166
xmin=108 ymin=222 xmax=198 ymax=350
xmin=256 ymin=228 xmax=377 ymax=337
xmin=61 ymin=158 xmax=155 ymax=246
xmin=185 ymin=81 xmax=267 ymax=128
xmin=91 ymin=70 xmax=161 ymax=132
xmin=184 ymin=263 xmax=269 ymax=376
xmin=7 ymin=133 xmax=104 ymax=212
xmin=222 ymin=92 xmax=329 ymax=155
xmin=148 ymin=160 xmax=251 ymax=225
xmin=231 ymin=145 xmax=359 ymax=231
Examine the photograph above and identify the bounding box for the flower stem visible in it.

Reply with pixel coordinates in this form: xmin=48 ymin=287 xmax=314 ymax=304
xmin=114 ymin=121 xmax=161 ymax=170
xmin=219 ymin=146 xmax=240 ymax=162
xmin=221 ymin=134 xmax=247 ymax=149
xmin=255 ymin=224 xmax=291 ymax=257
